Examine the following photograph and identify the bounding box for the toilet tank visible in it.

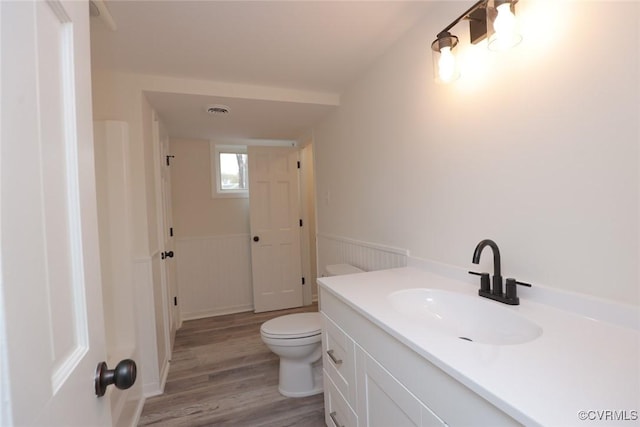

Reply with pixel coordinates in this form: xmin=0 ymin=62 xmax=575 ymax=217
xmin=325 ymin=263 xmax=364 ymax=276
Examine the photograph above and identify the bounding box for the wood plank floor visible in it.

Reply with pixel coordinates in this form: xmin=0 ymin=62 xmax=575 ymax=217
xmin=138 ymin=304 xmax=326 ymax=427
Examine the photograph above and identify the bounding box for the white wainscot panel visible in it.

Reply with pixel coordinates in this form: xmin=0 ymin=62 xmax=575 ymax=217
xmin=317 ymin=233 xmax=408 ymax=276
xmin=176 ymin=234 xmax=254 ymax=320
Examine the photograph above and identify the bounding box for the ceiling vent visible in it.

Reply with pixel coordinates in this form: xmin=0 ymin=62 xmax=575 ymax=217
xmin=206 ymin=105 xmax=231 ymax=115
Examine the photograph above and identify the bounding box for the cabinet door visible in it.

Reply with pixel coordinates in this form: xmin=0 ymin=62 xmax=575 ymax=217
xmin=324 ymin=371 xmax=358 ymax=427
xmin=356 ymin=346 xmax=445 ymax=427
xmin=322 ymin=313 xmax=357 ymax=405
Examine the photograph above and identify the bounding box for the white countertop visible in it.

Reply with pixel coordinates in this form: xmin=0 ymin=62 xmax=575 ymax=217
xmin=318 ymin=267 xmax=640 ymax=426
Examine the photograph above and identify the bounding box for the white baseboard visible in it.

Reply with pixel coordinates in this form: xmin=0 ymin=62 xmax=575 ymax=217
xmin=127 ymin=396 xmax=146 ymax=427
xmin=182 ymin=303 xmax=254 ymax=321
xmin=143 ymin=380 xmax=162 ymax=398
xmin=159 ymin=358 xmax=170 ymax=392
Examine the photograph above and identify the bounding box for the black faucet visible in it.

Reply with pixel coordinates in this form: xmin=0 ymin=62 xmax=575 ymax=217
xmin=469 ymin=239 xmax=531 ymax=305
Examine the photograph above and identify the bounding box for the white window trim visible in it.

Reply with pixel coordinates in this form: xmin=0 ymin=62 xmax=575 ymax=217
xmin=211 ymin=143 xmax=248 ymax=198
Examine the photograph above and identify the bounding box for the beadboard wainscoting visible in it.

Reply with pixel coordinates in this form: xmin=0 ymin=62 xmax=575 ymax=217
xmin=176 ymin=234 xmax=407 ymax=319
xmin=316 ymin=233 xmax=408 ymax=278
xmin=176 ymin=234 xmax=254 ymax=321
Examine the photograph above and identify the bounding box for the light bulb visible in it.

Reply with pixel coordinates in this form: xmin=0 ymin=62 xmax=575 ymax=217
xmin=489 ymin=2 xmax=522 ymax=51
xmin=438 ymin=47 xmax=457 ymax=83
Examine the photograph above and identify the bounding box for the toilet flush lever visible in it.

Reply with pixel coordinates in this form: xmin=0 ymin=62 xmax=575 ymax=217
xmin=326 ymin=349 xmax=342 ymax=366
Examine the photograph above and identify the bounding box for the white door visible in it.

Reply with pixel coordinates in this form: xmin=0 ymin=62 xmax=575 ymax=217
xmin=0 ymin=1 xmax=113 ymax=425
xmin=249 ymin=146 xmax=303 ymax=313
xmin=157 ymin=118 xmax=179 ymax=342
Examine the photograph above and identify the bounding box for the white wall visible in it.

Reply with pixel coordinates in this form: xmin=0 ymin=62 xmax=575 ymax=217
xmin=170 ymin=138 xmax=250 ymax=237
xmin=314 ymin=1 xmax=639 ymax=306
xmin=93 ymin=121 xmax=143 ymax=423
xmin=92 ymin=73 xmax=172 ymax=401
xmin=92 ymin=70 xmax=154 ymax=258
xmin=169 ymin=138 xmax=254 ymax=319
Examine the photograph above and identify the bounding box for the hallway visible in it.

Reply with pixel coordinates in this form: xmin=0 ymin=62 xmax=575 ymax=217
xmin=138 ymin=304 xmax=325 ymax=426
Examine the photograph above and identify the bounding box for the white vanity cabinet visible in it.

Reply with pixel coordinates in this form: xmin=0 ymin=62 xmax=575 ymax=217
xmin=320 ymin=288 xmax=520 ymax=427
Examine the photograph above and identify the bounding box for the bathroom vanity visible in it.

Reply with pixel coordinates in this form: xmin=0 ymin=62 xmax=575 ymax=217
xmin=318 ymin=266 xmax=639 ymax=426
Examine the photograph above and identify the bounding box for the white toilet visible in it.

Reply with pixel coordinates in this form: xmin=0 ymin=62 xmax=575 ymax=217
xmin=260 ymin=263 xmax=364 ymax=397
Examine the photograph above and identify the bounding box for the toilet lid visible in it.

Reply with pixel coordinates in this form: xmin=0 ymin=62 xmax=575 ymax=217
xmin=261 ymin=312 xmax=321 ymax=338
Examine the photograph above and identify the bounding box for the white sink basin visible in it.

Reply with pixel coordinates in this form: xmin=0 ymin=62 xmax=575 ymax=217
xmin=388 ymin=288 xmax=542 ymax=345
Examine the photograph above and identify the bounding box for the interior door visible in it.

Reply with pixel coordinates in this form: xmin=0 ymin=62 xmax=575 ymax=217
xmin=249 ymin=146 xmax=303 ymax=313
xmin=158 ymin=119 xmax=179 ymax=342
xmin=0 ymin=1 xmax=112 ymax=425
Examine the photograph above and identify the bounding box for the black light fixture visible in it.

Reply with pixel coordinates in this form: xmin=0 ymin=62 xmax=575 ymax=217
xmin=431 ymin=0 xmax=522 ymax=83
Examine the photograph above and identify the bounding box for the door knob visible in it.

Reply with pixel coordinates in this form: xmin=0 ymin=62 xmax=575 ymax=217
xmin=95 ymin=359 xmax=137 ymax=397
xmin=162 ymin=250 xmax=174 ymax=259
xmin=253 ymin=236 xmax=260 ymax=242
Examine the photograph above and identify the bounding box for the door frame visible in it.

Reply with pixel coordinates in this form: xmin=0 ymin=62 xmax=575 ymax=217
xmin=153 ymin=111 xmax=180 ymax=338
xmin=298 ymin=139 xmax=318 ymax=305
xmin=151 ymin=110 xmax=174 ymax=371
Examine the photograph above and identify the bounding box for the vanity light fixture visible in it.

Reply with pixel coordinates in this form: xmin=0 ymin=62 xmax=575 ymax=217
xmin=431 ymin=0 xmax=522 ymax=83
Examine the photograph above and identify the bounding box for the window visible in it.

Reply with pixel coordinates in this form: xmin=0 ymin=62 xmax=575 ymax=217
xmin=211 ymin=144 xmax=248 ymax=198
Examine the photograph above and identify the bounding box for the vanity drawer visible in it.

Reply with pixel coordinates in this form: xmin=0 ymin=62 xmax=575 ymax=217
xmin=322 ymin=313 xmax=357 ymax=406
xmin=324 ymin=370 xmax=358 ymax=427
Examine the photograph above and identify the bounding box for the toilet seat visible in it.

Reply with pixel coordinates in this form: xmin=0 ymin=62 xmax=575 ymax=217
xmin=260 ymin=312 xmax=321 ymax=339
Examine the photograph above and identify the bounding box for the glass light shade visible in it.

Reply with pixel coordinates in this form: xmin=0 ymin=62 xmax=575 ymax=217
xmin=431 ymin=34 xmax=460 ymax=84
xmin=487 ymin=0 xmax=522 ymax=51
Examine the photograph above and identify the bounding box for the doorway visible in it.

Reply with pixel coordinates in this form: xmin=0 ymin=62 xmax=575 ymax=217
xmin=168 ymin=139 xmax=318 ymax=320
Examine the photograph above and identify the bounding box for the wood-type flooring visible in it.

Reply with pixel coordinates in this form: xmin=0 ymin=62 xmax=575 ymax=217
xmin=138 ymin=304 xmax=325 ymax=427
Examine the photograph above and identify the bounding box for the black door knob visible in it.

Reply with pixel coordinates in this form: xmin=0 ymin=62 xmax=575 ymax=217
xmin=162 ymin=250 xmax=174 ymax=259
xmin=253 ymin=236 xmax=260 ymax=242
xmin=95 ymin=359 xmax=137 ymax=397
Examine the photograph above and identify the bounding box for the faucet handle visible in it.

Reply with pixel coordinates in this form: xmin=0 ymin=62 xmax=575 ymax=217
xmin=468 ymin=271 xmax=490 ymax=292
xmin=505 ymin=278 xmax=532 ymax=303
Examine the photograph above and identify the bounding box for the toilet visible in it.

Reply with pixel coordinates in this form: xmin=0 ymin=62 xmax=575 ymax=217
xmin=260 ymin=263 xmax=364 ymax=397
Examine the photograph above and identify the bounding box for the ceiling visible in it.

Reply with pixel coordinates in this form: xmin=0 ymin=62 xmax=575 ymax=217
xmin=90 ymin=1 xmax=436 ymax=141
